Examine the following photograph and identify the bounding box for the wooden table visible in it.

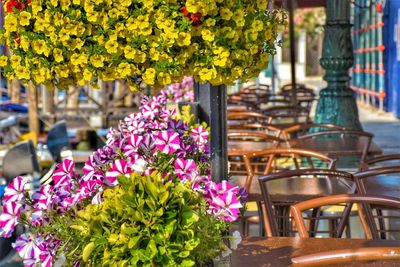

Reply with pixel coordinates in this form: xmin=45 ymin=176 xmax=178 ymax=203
xmin=231 ymin=237 xmax=400 ymax=266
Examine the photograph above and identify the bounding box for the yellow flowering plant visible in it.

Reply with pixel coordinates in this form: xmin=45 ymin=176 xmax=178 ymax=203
xmin=0 ymin=0 xmax=286 ymax=89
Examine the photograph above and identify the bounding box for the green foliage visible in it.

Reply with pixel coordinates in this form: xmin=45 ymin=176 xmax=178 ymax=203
xmin=56 ymin=172 xmax=228 ymax=266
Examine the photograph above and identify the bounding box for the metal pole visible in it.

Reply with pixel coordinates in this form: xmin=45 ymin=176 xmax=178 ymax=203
xmin=195 ymin=82 xmax=228 ymax=182
xmin=314 ymin=0 xmax=362 ymax=130
xmin=288 ymin=0 xmax=297 ymax=106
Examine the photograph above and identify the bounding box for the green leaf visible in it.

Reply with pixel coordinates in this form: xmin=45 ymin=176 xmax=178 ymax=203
xmin=128 ymin=235 xmax=141 ymax=249
xmin=181 ymin=208 xmax=199 ymax=228
xmin=82 ymin=242 xmax=95 ymax=262
xmin=159 ymin=191 xmax=169 ymax=205
xmin=180 ymin=259 xmax=196 ymax=267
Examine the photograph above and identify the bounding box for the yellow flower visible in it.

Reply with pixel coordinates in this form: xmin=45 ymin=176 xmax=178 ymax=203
xmin=20 ymin=36 xmax=30 ymax=51
xmin=32 ymin=3 xmax=43 ymax=15
xmin=0 ymin=56 xmax=8 ymax=67
xmin=90 ymin=55 xmax=105 ymax=68
xmin=201 ymin=30 xmax=214 ymax=42
xmin=73 ymin=0 xmax=81 ymax=4
xmin=177 ymin=32 xmax=191 ymax=46
xmin=118 ymin=63 xmax=132 ymax=78
xmin=83 ymin=69 xmax=93 ymax=81
xmin=157 ymin=72 xmax=171 ymax=85
xmin=124 ymin=46 xmax=136 ymax=60
xmin=105 ymin=40 xmax=118 ymax=54
xmin=15 ymin=66 xmax=30 ymax=80
xmin=142 ymin=68 xmax=156 ymax=85
xmin=53 ymin=48 xmax=64 ymax=63
xmin=257 ymin=0 xmax=267 ymax=10
xmin=34 ymin=18 xmax=47 ymax=32
xmin=50 ymin=0 xmax=58 ymax=7
xmin=55 ymin=66 xmax=70 ymax=78
xmin=19 ymin=11 xmax=31 ymax=26
xmin=199 ymin=68 xmax=217 ymax=81
xmin=252 ymin=20 xmax=264 ymax=32
xmin=134 ymin=51 xmax=146 ymax=63
xmin=32 ymin=40 xmax=50 ymax=56
xmin=5 ymin=14 xmax=18 ymax=32
xmin=220 ymin=8 xmax=233 ymax=20
xmin=10 ymin=55 xmax=21 ymax=68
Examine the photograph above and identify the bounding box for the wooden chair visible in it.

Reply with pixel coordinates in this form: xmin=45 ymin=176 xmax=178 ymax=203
xmin=261 ymin=106 xmax=311 ymax=128
xmin=353 ymin=166 xmax=400 ymax=239
xmin=228 ymin=132 xmax=285 ymax=176
xmin=240 ymin=149 xmax=337 ymax=237
xmin=298 ymin=130 xmax=374 ymax=169
xmin=282 ymin=123 xmax=347 ymax=139
xmin=258 ymin=169 xmax=354 ymax=237
xmin=291 ymin=194 xmax=400 ymax=239
xmin=227 ymin=111 xmax=272 ymax=125
xmin=360 ymin=153 xmax=400 ymax=171
xmin=291 ymin=246 xmax=400 ymax=266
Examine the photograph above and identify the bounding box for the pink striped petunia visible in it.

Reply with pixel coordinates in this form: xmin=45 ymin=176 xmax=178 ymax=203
xmin=122 ymin=134 xmax=143 ymax=157
xmin=0 ymin=201 xmax=22 ymax=238
xmin=207 ymin=190 xmax=243 ymax=222
xmin=155 ymin=131 xmax=181 ymax=154
xmin=190 ymin=125 xmax=209 ymax=145
xmin=32 ymin=185 xmax=54 ymax=211
xmin=174 ymin=158 xmax=197 ymax=180
xmin=3 ymin=176 xmax=27 ymax=203
xmin=52 ymin=159 xmax=75 ymax=187
xmin=105 ymin=159 xmax=132 ymax=186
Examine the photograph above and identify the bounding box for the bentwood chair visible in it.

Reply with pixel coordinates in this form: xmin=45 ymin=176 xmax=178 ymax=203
xmin=291 ymin=247 xmax=400 ymax=266
xmin=228 ymin=132 xmax=286 ymax=176
xmin=240 ymin=149 xmax=337 ymax=237
xmin=291 ymin=194 xmax=400 ymax=239
xmin=258 ymin=169 xmax=354 ymax=237
xmin=298 ymin=130 xmax=374 ymax=169
xmin=353 ymin=166 xmax=400 ymax=239
xmin=282 ymin=123 xmax=347 ymax=139
xmin=227 ymin=112 xmax=272 ymax=125
xmin=359 ymin=153 xmax=400 ymax=171
xmin=261 ymin=106 xmax=311 ymax=128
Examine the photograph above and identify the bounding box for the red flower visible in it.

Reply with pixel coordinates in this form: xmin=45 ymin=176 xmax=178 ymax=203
xmin=191 ymin=13 xmax=202 ymax=27
xmin=14 ymin=34 xmax=21 ymax=44
xmin=6 ymin=0 xmax=25 ymax=12
xmin=376 ymin=3 xmax=383 ymax=13
xmin=180 ymin=6 xmax=189 ymax=17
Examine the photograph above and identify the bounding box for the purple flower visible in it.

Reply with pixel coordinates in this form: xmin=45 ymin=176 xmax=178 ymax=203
xmin=3 ymin=176 xmax=27 ymax=203
xmin=0 ymin=201 xmax=22 ymax=238
xmin=168 ymin=120 xmax=187 ymax=134
xmin=174 ymin=158 xmax=197 ymax=180
xmin=52 ymin=159 xmax=75 ymax=187
xmin=207 ymin=190 xmax=243 ymax=222
xmin=155 ymin=131 xmax=181 ymax=154
xmin=105 ymin=159 xmax=132 ymax=186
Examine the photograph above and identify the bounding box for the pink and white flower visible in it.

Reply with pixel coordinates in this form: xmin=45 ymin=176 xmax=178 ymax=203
xmin=0 ymin=201 xmax=22 ymax=238
xmin=105 ymin=159 xmax=132 ymax=186
xmin=13 ymin=233 xmax=41 ymax=263
xmin=155 ymin=131 xmax=181 ymax=154
xmin=3 ymin=176 xmax=27 ymax=203
xmin=190 ymin=125 xmax=209 ymax=145
xmin=52 ymin=159 xmax=75 ymax=187
xmin=174 ymin=158 xmax=197 ymax=180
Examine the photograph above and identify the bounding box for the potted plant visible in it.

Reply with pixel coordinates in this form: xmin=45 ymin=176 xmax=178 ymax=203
xmin=0 ymin=94 xmax=247 ymax=266
xmin=0 ymin=0 xmax=285 ymax=89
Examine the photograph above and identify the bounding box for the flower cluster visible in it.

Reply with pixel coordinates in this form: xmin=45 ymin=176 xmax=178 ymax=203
xmin=160 ymin=76 xmax=195 ymax=103
xmin=0 ymin=0 xmax=285 ymax=89
xmin=0 ymin=94 xmax=246 ymax=266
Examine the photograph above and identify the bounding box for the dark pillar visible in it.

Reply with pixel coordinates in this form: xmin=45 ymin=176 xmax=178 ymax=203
xmin=195 ymin=83 xmax=228 ymax=182
xmin=314 ymin=0 xmax=363 ymax=130
xmin=288 ymin=0 xmax=297 ymax=106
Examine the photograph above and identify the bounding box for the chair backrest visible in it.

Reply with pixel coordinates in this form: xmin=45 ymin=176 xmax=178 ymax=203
xmin=2 ymin=140 xmax=40 ymax=182
xmin=359 ymin=153 xmax=400 ymax=171
xmin=46 ymin=120 xmax=71 ymax=162
xmin=227 ymin=112 xmax=272 ymax=124
xmin=299 ymin=130 xmax=374 ymax=166
xmin=262 ymin=106 xmax=311 ymax=126
xmin=258 ymin=169 xmax=354 ymax=237
xmin=290 ymin=194 xmax=400 ymax=239
xmin=282 ymin=123 xmax=347 ymax=139
xmin=227 ymin=132 xmax=286 ymax=175
xmin=291 ymin=247 xmax=400 ymax=266
xmin=228 ymin=122 xmax=283 ymax=136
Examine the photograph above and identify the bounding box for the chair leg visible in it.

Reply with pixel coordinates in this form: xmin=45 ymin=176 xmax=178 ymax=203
xmin=309 ymin=208 xmax=321 ymax=237
xmin=376 ymin=209 xmax=387 ymax=239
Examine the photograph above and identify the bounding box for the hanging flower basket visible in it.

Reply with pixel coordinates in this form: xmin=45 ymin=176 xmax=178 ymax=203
xmin=0 ymin=0 xmax=285 ymax=89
